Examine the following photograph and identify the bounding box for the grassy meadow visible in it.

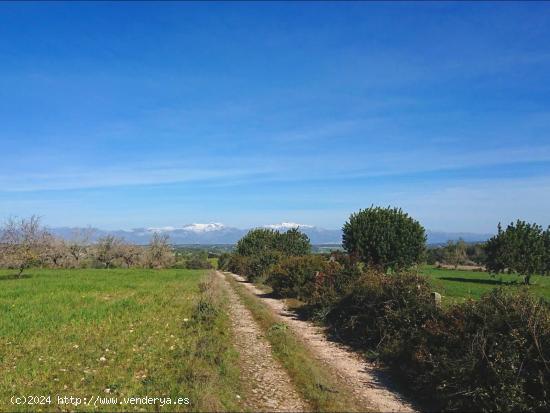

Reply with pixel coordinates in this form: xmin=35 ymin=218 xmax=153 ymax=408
xmin=0 ymin=268 xmax=241 ymax=412
xmin=422 ymin=265 xmax=550 ymax=304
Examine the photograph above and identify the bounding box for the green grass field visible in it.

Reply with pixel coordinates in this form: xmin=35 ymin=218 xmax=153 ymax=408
xmin=0 ymin=268 xmax=241 ymax=412
xmin=421 ymin=265 xmax=550 ymax=304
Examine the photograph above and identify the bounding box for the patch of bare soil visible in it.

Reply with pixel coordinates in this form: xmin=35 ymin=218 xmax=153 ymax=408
xmin=223 ymin=271 xmax=416 ymax=413
xmin=218 ymin=272 xmax=309 ymax=412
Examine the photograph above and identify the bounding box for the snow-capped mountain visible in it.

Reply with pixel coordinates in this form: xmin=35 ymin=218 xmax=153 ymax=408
xmin=147 ymin=223 xmax=226 ymax=233
xmin=264 ymin=222 xmax=314 ymax=230
xmin=49 ymin=223 xmax=492 ymax=245
xmin=49 ymin=222 xmax=339 ymax=244
xmin=182 ymin=223 xmax=226 ymax=232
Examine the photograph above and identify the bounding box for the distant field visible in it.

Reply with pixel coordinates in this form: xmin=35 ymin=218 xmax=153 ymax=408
xmin=422 ymin=265 xmax=550 ymax=304
xmin=0 ymin=268 xmax=240 ymax=412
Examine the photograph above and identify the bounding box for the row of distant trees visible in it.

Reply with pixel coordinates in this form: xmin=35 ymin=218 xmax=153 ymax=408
xmin=0 ymin=216 xmax=174 ymax=276
xmin=426 ymin=240 xmax=486 ymax=267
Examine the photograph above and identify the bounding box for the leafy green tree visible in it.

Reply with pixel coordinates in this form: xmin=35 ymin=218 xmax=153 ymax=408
xmin=236 ymin=227 xmax=311 ymax=257
xmin=485 ymin=220 xmax=546 ymax=285
xmin=235 ymin=228 xmax=278 ymax=257
xmin=233 ymin=227 xmax=312 ymax=281
xmin=276 ymin=228 xmax=311 ymax=256
xmin=342 ymin=206 xmax=426 ymax=271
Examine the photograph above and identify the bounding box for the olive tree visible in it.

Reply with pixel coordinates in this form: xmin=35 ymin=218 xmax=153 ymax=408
xmin=342 ymin=206 xmax=426 ymax=272
xmin=0 ymin=215 xmax=51 ymax=276
xmin=485 ymin=220 xmax=546 ymax=285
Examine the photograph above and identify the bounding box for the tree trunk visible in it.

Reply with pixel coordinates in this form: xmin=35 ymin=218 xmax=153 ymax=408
xmin=524 ymin=274 xmax=531 ymax=285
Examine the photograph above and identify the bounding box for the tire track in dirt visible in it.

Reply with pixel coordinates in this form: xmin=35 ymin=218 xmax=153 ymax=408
xmin=218 ymin=271 xmax=309 ymax=412
xmin=223 ymin=271 xmax=416 ymax=413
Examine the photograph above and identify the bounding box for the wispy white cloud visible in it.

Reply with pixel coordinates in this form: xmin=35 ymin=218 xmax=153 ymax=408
xmin=2 ymin=142 xmax=549 ymax=193
xmin=224 ymin=144 xmax=550 ymax=185
xmin=0 ymin=164 xmax=269 ymax=192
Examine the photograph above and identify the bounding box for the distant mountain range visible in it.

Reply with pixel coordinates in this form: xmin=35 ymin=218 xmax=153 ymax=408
xmin=49 ymin=222 xmax=492 ymax=245
xmin=425 ymin=231 xmax=493 ymax=245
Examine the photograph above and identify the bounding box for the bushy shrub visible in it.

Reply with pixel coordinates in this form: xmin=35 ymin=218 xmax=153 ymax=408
xmin=326 ymin=271 xmax=550 ymax=412
xmin=327 ymin=271 xmax=436 ymax=351
xmin=413 ymin=289 xmax=550 ymax=412
xmin=227 ymin=255 xmax=253 ymax=276
xmin=218 ymin=253 xmax=231 ymax=270
xmin=268 ymin=255 xmax=327 ymax=299
xmin=231 ymin=227 xmax=312 ymax=282
xmin=185 ymin=255 xmax=213 ymax=269
xmin=309 ymin=260 xmax=363 ymax=315
xmin=245 ymin=251 xmax=281 ymax=282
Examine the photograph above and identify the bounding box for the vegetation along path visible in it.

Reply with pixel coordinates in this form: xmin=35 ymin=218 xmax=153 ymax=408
xmin=217 ymin=271 xmax=308 ymax=412
xmin=222 ymin=270 xmax=415 ymax=413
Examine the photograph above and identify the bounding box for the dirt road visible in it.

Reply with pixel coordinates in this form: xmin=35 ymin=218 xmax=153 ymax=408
xmin=220 ymin=270 xmax=415 ymax=413
xmin=218 ymin=271 xmax=309 ymax=412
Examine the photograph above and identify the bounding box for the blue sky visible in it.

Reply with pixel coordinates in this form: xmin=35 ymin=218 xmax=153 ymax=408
xmin=1 ymin=2 xmax=550 ymax=232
